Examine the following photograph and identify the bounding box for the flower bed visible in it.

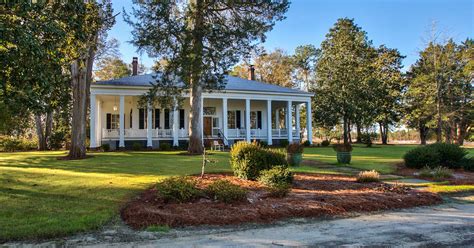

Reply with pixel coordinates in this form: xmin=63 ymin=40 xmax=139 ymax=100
xmin=121 ymin=173 xmax=442 ymax=229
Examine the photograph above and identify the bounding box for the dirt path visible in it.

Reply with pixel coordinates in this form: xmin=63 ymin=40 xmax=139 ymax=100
xmin=5 ymin=201 xmax=473 ymax=247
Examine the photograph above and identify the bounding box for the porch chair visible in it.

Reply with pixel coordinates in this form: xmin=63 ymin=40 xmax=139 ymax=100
xmin=212 ymin=140 xmax=224 ymax=151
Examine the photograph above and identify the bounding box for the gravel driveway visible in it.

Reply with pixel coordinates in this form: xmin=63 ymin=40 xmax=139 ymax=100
xmin=5 ymin=201 xmax=474 ymax=247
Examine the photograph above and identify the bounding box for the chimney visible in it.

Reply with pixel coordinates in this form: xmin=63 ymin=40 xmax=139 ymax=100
xmin=132 ymin=57 xmax=138 ymax=76
xmin=248 ymin=65 xmax=255 ymax=81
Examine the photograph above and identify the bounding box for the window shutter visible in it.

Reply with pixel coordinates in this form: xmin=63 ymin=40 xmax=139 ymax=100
xmin=179 ymin=109 xmax=185 ymax=129
xmin=257 ymin=111 xmax=262 ymax=129
xmin=139 ymin=109 xmax=144 ymax=129
xmin=106 ymin=113 xmax=111 ymax=129
xmin=236 ymin=110 xmax=241 ymax=129
xmin=154 ymin=109 xmax=160 ymax=129
xmin=164 ymin=109 xmax=170 ymax=129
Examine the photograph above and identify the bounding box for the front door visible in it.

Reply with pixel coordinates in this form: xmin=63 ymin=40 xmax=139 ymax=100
xmin=203 ymin=117 xmax=212 ymax=136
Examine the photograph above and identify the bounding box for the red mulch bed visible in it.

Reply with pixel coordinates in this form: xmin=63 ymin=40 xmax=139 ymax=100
xmin=121 ymin=173 xmax=442 ymax=229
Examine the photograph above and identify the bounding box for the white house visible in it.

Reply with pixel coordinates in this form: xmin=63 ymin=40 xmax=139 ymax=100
xmin=90 ymin=58 xmax=313 ymax=149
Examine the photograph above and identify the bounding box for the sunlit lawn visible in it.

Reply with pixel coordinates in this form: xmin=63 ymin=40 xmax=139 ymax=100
xmin=0 ymin=151 xmax=231 ymax=241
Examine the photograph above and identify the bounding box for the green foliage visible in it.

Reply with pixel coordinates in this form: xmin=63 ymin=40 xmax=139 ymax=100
xmin=287 ymin=143 xmax=304 ymax=154
xmin=460 ymin=157 xmax=474 ymax=171
xmin=267 ymin=182 xmax=291 ymax=198
xmin=145 ymin=225 xmax=170 ymax=233
xmin=101 ymin=143 xmax=110 ymax=152
xmin=49 ymin=130 xmax=67 ymax=150
xmin=230 ymin=142 xmax=287 ymax=180
xmin=333 ymin=143 xmax=353 ymax=152
xmin=403 ymin=146 xmax=441 ymax=169
xmin=356 ymin=170 xmax=380 ymax=183
xmin=205 ymin=179 xmax=247 ymax=203
xmin=321 ymin=140 xmax=330 ymax=147
xmin=419 ymin=166 xmax=452 ymax=180
xmin=427 ymin=143 xmax=467 ymax=169
xmin=156 ymin=177 xmax=202 ymax=203
xmin=0 ymin=137 xmax=37 ymax=152
xmin=160 ymin=143 xmax=172 ymax=151
xmin=132 ymin=142 xmax=143 ymax=151
xmin=258 ymin=166 xmax=293 ymax=187
xmin=360 ymin=132 xmax=377 ymax=147
xmin=303 ymin=140 xmax=311 ymax=147
xmin=95 ymin=56 xmax=131 ymax=81
xmin=279 ymin=139 xmax=289 ymax=148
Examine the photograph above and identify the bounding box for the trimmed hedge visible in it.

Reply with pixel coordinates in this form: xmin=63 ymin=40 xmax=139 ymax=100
xmin=0 ymin=137 xmax=37 ymax=152
xmin=230 ymin=141 xmax=287 ymax=180
xmin=403 ymin=143 xmax=467 ymax=169
xmin=156 ymin=177 xmax=202 ymax=203
xmin=258 ymin=166 xmax=293 ymax=187
xmin=206 ymin=179 xmax=247 ymax=203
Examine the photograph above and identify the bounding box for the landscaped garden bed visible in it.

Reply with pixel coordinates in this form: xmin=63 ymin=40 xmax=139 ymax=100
xmin=121 ymin=173 xmax=442 ymax=229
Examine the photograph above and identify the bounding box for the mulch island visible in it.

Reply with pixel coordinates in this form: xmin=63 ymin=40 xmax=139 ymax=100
xmin=121 ymin=173 xmax=442 ymax=229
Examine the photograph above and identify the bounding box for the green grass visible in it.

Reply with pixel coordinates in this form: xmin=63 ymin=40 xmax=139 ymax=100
xmin=0 ymin=151 xmax=231 ymax=241
xmin=145 ymin=225 xmax=170 ymax=233
xmin=304 ymin=144 xmax=421 ymax=174
xmin=427 ymin=184 xmax=474 ymax=194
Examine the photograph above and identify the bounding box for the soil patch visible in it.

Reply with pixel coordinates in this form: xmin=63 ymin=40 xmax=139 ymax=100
xmin=121 ymin=173 xmax=442 ymax=229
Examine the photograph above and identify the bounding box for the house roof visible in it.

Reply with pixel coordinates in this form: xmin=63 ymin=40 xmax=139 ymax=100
xmin=93 ymin=73 xmax=312 ymax=95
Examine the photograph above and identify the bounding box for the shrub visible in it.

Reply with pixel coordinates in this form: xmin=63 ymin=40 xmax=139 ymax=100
xmin=321 ymin=140 xmax=330 ymax=147
xmin=356 ymin=170 xmax=380 ymax=183
xmin=267 ymin=182 xmax=291 ymax=198
xmin=230 ymin=142 xmax=287 ymax=180
xmin=160 ymin=142 xmax=172 ymax=151
xmin=0 ymin=137 xmax=37 ymax=152
xmin=101 ymin=143 xmax=110 ymax=152
xmin=156 ymin=177 xmax=202 ymax=203
xmin=205 ymin=179 xmax=247 ymax=203
xmin=427 ymin=143 xmax=467 ymax=169
xmin=258 ymin=140 xmax=268 ymax=148
xmin=279 ymin=139 xmax=289 ymax=148
xmin=460 ymin=157 xmax=474 ymax=172
xmin=403 ymin=146 xmax=441 ymax=169
xmin=132 ymin=142 xmax=143 ymax=151
xmin=258 ymin=166 xmax=293 ymax=187
xmin=287 ymin=143 xmax=304 ymax=154
xmin=360 ymin=132 xmax=377 ymax=147
xmin=419 ymin=166 xmax=452 ymax=180
xmin=333 ymin=143 xmax=353 ymax=152
xmin=49 ymin=131 xmax=67 ymax=150
xmin=303 ymin=140 xmax=311 ymax=147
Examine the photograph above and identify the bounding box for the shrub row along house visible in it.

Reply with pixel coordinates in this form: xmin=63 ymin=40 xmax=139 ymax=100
xmin=90 ymin=58 xmax=314 ymax=150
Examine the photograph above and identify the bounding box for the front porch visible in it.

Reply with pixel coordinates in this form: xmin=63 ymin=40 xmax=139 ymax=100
xmin=90 ymin=93 xmax=313 ymax=149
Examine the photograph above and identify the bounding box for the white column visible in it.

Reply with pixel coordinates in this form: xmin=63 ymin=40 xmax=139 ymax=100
xmin=90 ymin=94 xmax=97 ymax=148
xmin=296 ymin=104 xmax=301 ymax=141
xmin=287 ymin=100 xmax=293 ymax=143
xmin=146 ymin=103 xmax=152 ymax=147
xmin=222 ymin=98 xmax=228 ymax=146
xmin=266 ymin=100 xmax=272 ymax=145
xmin=97 ymin=99 xmax=102 ymax=146
xmin=306 ymin=101 xmax=313 ymax=144
xmin=119 ymin=95 xmax=125 ymax=148
xmin=275 ymin=109 xmax=280 ymax=129
xmin=172 ymin=101 xmax=179 ymax=147
xmin=245 ymin=98 xmax=251 ymax=142
xmin=200 ymin=97 xmax=204 ymax=146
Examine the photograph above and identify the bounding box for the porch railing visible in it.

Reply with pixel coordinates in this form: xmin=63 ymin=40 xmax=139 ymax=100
xmin=102 ymin=128 xmax=184 ymax=139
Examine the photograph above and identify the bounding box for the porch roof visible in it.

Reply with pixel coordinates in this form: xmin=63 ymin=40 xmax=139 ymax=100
xmin=93 ymin=73 xmax=312 ymax=95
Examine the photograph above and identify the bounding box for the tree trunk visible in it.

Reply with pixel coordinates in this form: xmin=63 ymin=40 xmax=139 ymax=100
xmin=35 ymin=113 xmax=46 ymax=150
xmin=188 ymin=83 xmax=203 ymax=154
xmin=419 ymin=123 xmax=428 ymax=145
xmin=68 ymin=59 xmax=88 ymax=159
xmin=356 ymin=123 xmax=362 ymax=143
xmin=379 ymin=121 xmax=389 ymax=145
xmin=343 ymin=116 xmax=349 ymax=144
xmin=45 ymin=111 xmax=53 ymax=149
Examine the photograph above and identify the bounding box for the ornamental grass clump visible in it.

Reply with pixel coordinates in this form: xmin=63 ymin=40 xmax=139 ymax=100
xmin=205 ymin=179 xmax=247 ymax=203
xmin=356 ymin=170 xmax=380 ymax=183
xmin=419 ymin=166 xmax=452 ymax=180
xmin=156 ymin=177 xmax=202 ymax=203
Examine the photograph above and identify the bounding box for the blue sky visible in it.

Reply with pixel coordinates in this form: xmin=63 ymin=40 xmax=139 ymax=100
xmin=109 ymin=0 xmax=473 ymax=71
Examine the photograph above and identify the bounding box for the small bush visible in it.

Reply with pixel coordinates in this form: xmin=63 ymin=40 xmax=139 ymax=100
xmin=356 ymin=170 xmax=380 ymax=183
xmin=230 ymin=142 xmax=287 ymax=180
xmin=321 ymin=140 xmax=330 ymax=147
xmin=303 ymin=140 xmax=311 ymax=147
xmin=49 ymin=131 xmax=67 ymax=150
xmin=287 ymin=143 xmax=304 ymax=154
xmin=205 ymin=179 xmax=247 ymax=203
xmin=279 ymin=139 xmax=289 ymax=148
xmin=333 ymin=143 xmax=353 ymax=152
xmin=160 ymin=142 xmax=172 ymax=151
xmin=403 ymin=146 xmax=441 ymax=169
xmin=460 ymin=157 xmax=474 ymax=172
xmin=427 ymin=143 xmax=467 ymax=169
xmin=419 ymin=166 xmax=452 ymax=180
xmin=156 ymin=177 xmax=202 ymax=203
xmin=360 ymin=132 xmax=377 ymax=147
xmin=132 ymin=142 xmax=143 ymax=151
xmin=258 ymin=166 xmax=293 ymax=187
xmin=0 ymin=137 xmax=37 ymax=152
xmin=267 ymin=182 xmax=291 ymax=198
xmin=259 ymin=140 xmax=268 ymax=148
xmin=101 ymin=143 xmax=110 ymax=152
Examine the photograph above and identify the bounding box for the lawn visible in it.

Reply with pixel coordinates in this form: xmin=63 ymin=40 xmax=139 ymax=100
xmin=0 ymin=151 xmax=231 ymax=241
